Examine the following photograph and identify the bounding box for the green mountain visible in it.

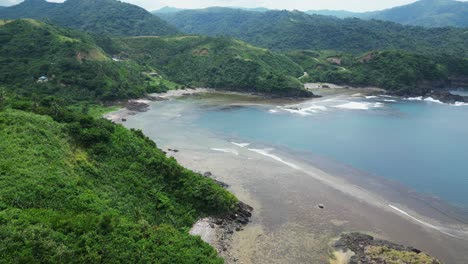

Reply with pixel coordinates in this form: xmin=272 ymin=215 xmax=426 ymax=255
xmin=288 ymin=50 xmax=468 ymax=94
xmin=0 ymin=19 xmax=156 ymax=101
xmin=370 ymin=0 xmax=468 ymax=28
xmin=156 ymin=8 xmax=468 ymax=56
xmin=1 ymin=19 xmax=312 ymax=100
xmin=153 ymin=6 xmax=187 ymax=14
xmin=116 ymin=35 xmax=310 ymax=97
xmin=306 ymin=0 xmax=468 ymax=28
xmin=304 ymin=9 xmax=375 ymax=19
xmin=0 ymin=0 xmax=178 ymax=36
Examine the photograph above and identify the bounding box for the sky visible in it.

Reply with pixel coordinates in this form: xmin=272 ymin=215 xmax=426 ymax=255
xmin=3 ymin=0 xmax=467 ymax=12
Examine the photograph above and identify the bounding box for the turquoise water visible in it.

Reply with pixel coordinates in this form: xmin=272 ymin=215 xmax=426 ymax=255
xmin=194 ymin=96 xmax=468 ymax=208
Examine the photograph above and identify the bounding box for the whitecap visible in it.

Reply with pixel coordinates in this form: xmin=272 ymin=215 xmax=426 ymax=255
xmin=405 ymin=96 xmax=423 ymax=101
xmin=210 ymin=148 xmax=239 ymax=156
xmin=383 ymin=99 xmax=397 ymax=102
xmin=423 ymin=97 xmax=444 ymax=104
xmin=388 ymin=205 xmax=463 ymax=239
xmin=333 ymin=102 xmax=370 ymax=110
xmin=365 ymin=96 xmax=378 ymax=99
xmin=248 ymin=148 xmax=301 ymax=170
xmin=231 ymin=142 xmax=251 ymax=148
xmin=452 ymin=102 xmax=468 ymax=106
xmin=269 ymin=109 xmax=279 ymax=113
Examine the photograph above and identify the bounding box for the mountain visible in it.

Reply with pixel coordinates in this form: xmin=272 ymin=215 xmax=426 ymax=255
xmin=0 ymin=0 xmax=178 ymax=36
xmin=152 ymin=6 xmax=186 ymax=14
xmin=1 ymin=18 xmax=313 ymax=100
xmin=156 ymin=8 xmax=468 ymax=56
xmin=305 ymin=9 xmax=375 ymax=18
xmin=0 ymin=19 xmax=165 ymax=100
xmin=306 ymin=0 xmax=468 ymax=28
xmin=288 ymin=50 xmax=468 ymax=94
xmin=370 ymin=0 xmax=468 ymax=27
xmin=116 ymin=35 xmax=311 ymax=97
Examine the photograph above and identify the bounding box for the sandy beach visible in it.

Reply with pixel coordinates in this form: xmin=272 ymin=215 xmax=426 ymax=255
xmin=108 ymin=90 xmax=468 ymax=263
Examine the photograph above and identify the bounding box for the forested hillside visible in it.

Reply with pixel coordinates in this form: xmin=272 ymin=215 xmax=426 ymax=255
xmin=0 ymin=19 xmax=154 ymax=100
xmin=0 ymin=0 xmax=178 ymax=36
xmin=368 ymin=0 xmax=468 ymax=28
xmin=1 ymin=19 xmax=313 ymax=101
xmin=288 ymin=50 xmax=468 ymax=93
xmin=116 ymin=36 xmax=309 ymax=96
xmin=0 ymin=96 xmax=237 ymax=262
xmin=156 ymin=8 xmax=468 ymax=55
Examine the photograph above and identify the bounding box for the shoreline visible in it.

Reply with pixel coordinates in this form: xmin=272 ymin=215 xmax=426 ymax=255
xmin=106 ymin=89 xmax=468 ymax=263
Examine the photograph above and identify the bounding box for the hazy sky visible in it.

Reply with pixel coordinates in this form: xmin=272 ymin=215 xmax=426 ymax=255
xmin=5 ymin=0 xmax=468 ymax=12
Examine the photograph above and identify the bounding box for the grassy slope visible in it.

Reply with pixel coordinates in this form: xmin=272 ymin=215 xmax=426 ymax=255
xmin=0 ymin=108 xmax=236 ymax=263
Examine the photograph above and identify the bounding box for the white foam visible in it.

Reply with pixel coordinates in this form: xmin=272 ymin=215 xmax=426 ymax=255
xmin=231 ymin=142 xmax=251 ymax=148
xmin=453 ymin=102 xmax=468 ymax=106
xmin=248 ymin=149 xmax=301 ymax=170
xmin=388 ymin=205 xmax=464 ymax=239
xmin=424 ymin=97 xmax=444 ymax=104
xmin=333 ymin=102 xmax=370 ymax=110
xmin=280 ymin=104 xmax=327 ymax=116
xmin=269 ymin=109 xmax=279 ymax=113
xmin=210 ymin=148 xmax=239 ymax=156
xmin=351 ymin=93 xmax=363 ymax=97
xmin=383 ymin=99 xmax=397 ymax=102
xmin=405 ymin=96 xmax=423 ymax=101
xmin=365 ymin=96 xmax=378 ymax=99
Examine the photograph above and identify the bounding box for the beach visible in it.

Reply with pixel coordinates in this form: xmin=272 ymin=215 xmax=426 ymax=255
xmin=110 ymin=90 xmax=468 ymax=263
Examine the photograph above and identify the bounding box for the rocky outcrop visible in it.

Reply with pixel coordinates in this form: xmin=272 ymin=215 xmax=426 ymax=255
xmin=334 ymin=233 xmax=441 ymax=264
xmin=125 ymin=101 xmax=150 ymax=112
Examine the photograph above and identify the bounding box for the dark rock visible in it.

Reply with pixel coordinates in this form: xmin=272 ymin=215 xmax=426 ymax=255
xmin=125 ymin=101 xmax=150 ymax=112
xmin=318 ymin=204 xmax=325 ymax=209
xmin=334 ymin=233 xmax=441 ymax=264
xmin=121 ymin=118 xmax=127 ymax=122
xmin=203 ymin=172 xmax=213 ymax=177
xmin=146 ymin=95 xmax=168 ymax=101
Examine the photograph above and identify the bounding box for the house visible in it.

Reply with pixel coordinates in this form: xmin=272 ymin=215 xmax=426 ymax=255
xmin=37 ymin=76 xmax=48 ymax=83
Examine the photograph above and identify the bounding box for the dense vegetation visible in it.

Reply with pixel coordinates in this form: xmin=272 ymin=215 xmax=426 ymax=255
xmin=1 ymin=19 xmax=313 ymax=101
xmin=156 ymin=8 xmax=468 ymax=56
xmin=0 ymin=19 xmax=164 ymax=101
xmin=116 ymin=36 xmax=309 ymax=96
xmin=0 ymin=92 xmax=237 ymax=262
xmin=0 ymin=0 xmax=178 ymax=36
xmin=367 ymin=0 xmax=468 ymax=28
xmin=288 ymin=50 xmax=468 ymax=93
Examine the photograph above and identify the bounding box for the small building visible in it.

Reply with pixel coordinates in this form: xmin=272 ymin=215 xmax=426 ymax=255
xmin=37 ymin=76 xmax=48 ymax=83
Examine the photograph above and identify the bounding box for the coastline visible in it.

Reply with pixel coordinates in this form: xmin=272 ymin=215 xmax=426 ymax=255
xmin=105 ymin=89 xmax=468 ymax=263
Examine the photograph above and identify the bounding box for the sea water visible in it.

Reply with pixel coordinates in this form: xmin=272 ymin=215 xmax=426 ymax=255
xmin=193 ymin=94 xmax=468 ymax=209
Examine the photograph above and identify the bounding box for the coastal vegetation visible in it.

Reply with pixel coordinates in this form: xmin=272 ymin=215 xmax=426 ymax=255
xmin=0 ymin=95 xmax=237 ymax=262
xmin=288 ymin=50 xmax=468 ymax=93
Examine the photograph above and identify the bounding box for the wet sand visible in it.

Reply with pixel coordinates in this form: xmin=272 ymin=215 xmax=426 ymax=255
xmin=116 ymin=92 xmax=468 ymax=263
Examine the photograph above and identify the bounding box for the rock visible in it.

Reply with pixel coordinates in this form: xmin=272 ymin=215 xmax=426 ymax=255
xmin=203 ymin=172 xmax=213 ymax=177
xmin=125 ymin=101 xmax=150 ymax=112
xmin=146 ymin=95 xmax=168 ymax=101
xmin=318 ymin=204 xmax=325 ymax=209
xmin=334 ymin=233 xmax=442 ymax=264
xmin=121 ymin=118 xmax=127 ymax=122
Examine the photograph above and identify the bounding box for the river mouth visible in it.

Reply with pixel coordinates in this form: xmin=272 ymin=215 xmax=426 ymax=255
xmin=121 ymin=91 xmax=468 ymax=263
